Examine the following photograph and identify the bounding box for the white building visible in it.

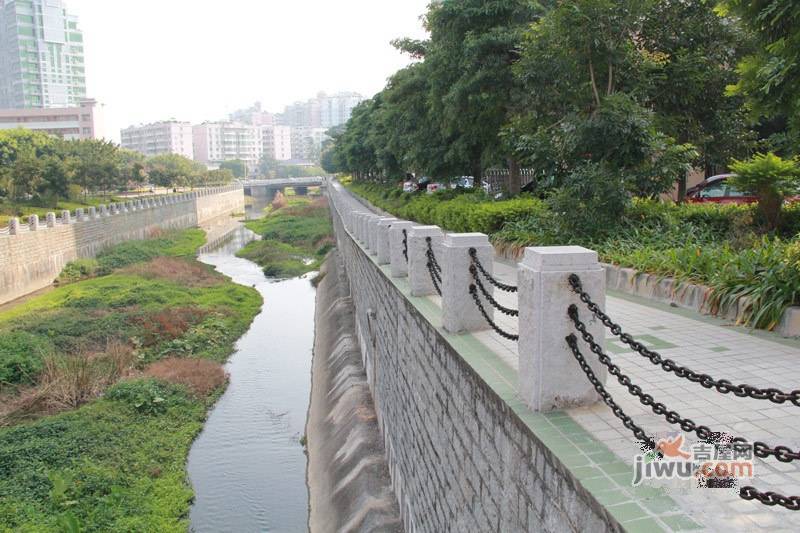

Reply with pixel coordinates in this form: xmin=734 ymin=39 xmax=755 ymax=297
xmin=0 ymin=97 xmax=101 ymax=139
xmin=290 ymin=126 xmax=329 ymax=162
xmin=0 ymin=0 xmax=88 ymax=109
xmin=120 ymin=120 xmax=193 ymax=159
xmin=261 ymin=124 xmax=292 ymax=161
xmin=193 ymin=121 xmax=262 ymax=172
xmin=319 ymin=92 xmax=363 ymax=129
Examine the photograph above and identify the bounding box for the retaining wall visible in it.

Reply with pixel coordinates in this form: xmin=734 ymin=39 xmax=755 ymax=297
xmin=0 ymin=185 xmax=244 ymax=305
xmin=329 ymin=188 xmax=620 ymax=532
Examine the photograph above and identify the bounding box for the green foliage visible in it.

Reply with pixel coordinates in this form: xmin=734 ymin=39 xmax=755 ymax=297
xmin=145 ymin=154 xmax=207 ymax=189
xmin=218 ymin=159 xmax=246 ymax=179
xmin=0 ymin=331 xmax=51 ymax=386
xmin=729 ymin=152 xmax=800 ymax=227
xmin=241 ymin=197 xmax=333 ymax=277
xmin=57 ymin=259 xmax=100 ymax=284
xmin=105 ymin=379 xmax=188 ymax=415
xmin=92 ymin=229 xmax=205 ymax=274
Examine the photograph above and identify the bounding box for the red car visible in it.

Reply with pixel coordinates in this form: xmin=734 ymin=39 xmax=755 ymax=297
xmin=686 ymin=174 xmax=757 ymax=204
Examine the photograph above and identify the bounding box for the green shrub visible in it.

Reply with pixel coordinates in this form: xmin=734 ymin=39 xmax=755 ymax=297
xmin=57 ymin=259 xmax=100 ymax=284
xmin=105 ymin=379 xmax=188 ymax=415
xmin=0 ymin=331 xmax=51 ymax=386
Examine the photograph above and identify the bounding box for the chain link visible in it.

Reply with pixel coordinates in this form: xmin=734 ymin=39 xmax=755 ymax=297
xmin=568 ymin=305 xmax=800 ymax=463
xmin=402 ymin=229 xmax=408 ymax=262
xmin=469 ymin=285 xmax=519 ymax=341
xmin=426 ymin=237 xmax=442 ymax=273
xmin=740 ymin=486 xmax=800 ymax=510
xmin=568 ymin=274 xmax=800 ymax=407
xmin=470 ymin=265 xmax=519 ymax=317
xmin=468 ymin=248 xmax=517 ymax=293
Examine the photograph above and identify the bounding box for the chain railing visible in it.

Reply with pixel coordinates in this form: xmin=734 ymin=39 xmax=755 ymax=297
xmin=468 ymin=284 xmax=519 ymax=341
xmin=469 ymin=248 xmax=517 ymax=293
xmin=568 ymin=274 xmax=800 ymax=407
xmin=425 ymin=237 xmax=442 ymax=296
xmin=566 ymin=276 xmax=800 ymax=510
xmin=402 ymin=229 xmax=408 ymax=262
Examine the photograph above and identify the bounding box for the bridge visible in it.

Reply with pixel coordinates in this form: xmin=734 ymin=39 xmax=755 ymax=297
xmin=241 ymin=176 xmax=326 ymax=198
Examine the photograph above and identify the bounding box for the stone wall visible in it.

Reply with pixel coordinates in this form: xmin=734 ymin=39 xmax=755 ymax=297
xmin=0 ymin=185 xmax=244 ymax=305
xmin=328 ymin=189 xmax=620 ymax=532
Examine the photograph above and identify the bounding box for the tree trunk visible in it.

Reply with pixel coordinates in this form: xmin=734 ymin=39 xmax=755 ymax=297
xmin=508 ymin=158 xmax=521 ymax=196
xmin=677 ymin=174 xmax=687 ymax=203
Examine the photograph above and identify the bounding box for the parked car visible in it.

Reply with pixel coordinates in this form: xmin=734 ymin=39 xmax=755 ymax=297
xmin=426 ymin=183 xmax=444 ymax=194
xmin=686 ymin=174 xmax=757 ymax=204
xmin=402 ymin=181 xmax=416 ymax=193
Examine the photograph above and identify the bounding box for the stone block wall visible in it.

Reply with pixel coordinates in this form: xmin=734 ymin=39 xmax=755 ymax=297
xmin=328 ymin=191 xmax=620 ymax=532
xmin=0 ymin=185 xmax=244 ymax=304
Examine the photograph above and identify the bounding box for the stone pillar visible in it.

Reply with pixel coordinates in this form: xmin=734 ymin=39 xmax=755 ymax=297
xmin=369 ymin=217 xmax=393 ymax=256
xmin=442 ymin=233 xmax=494 ymax=333
xmin=389 ymin=221 xmax=414 ymax=278
xmin=100 ymin=205 xmax=108 ymax=217
xmin=46 ymin=212 xmax=56 ymax=228
xmin=88 ymin=207 xmax=97 ymax=219
xmin=76 ymin=208 xmax=85 ymax=221
xmin=8 ymin=217 xmax=19 ymax=235
xmin=28 ymin=214 xmax=39 ymax=231
xmin=376 ymin=217 xmax=398 ymax=265
xmin=61 ymin=210 xmax=71 ymax=224
xmin=408 ymin=226 xmax=444 ymax=297
xmin=518 ymin=246 xmax=607 ymax=412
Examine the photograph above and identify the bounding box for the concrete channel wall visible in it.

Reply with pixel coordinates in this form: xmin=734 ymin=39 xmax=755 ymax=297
xmin=0 ymin=185 xmax=244 ymax=305
xmin=328 ymin=188 xmax=621 ymax=532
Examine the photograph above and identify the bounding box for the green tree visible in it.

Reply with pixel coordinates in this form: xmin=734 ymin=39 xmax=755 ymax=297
xmin=146 ymin=154 xmax=203 ymax=189
xmin=729 ymin=152 xmax=800 ymax=229
xmin=219 ymin=159 xmax=247 ymax=179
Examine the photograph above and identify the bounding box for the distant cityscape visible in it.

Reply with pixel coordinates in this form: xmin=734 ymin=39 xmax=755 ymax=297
xmin=0 ymin=0 xmax=364 ymax=173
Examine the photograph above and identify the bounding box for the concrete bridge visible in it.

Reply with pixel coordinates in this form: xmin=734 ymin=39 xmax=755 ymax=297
xmin=241 ymin=176 xmax=326 ymax=199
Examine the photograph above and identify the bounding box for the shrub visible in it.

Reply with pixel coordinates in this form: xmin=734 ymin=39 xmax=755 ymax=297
xmin=105 ymin=378 xmax=187 ymax=415
xmin=135 ymin=306 xmax=209 ymax=347
xmin=120 ymin=257 xmax=221 ymax=287
xmin=144 ymin=358 xmax=226 ymax=397
xmin=0 ymin=331 xmax=51 ymax=386
xmin=57 ymin=259 xmax=100 ymax=284
xmin=730 ymin=152 xmax=800 ymax=229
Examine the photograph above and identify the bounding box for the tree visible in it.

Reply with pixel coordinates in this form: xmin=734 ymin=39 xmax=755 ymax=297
xmin=219 ymin=159 xmax=247 ymax=179
xmin=729 ymin=152 xmax=800 ymax=229
xmin=69 ymin=139 xmax=123 ymax=199
xmin=146 ymin=154 xmax=204 ymax=189
xmin=204 ymin=168 xmax=235 ymax=185
xmin=720 ymin=0 xmax=800 ymax=143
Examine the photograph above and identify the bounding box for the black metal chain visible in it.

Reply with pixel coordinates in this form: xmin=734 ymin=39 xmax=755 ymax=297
xmin=402 ymin=230 xmax=408 ymax=262
xmin=568 ymin=305 xmax=800 ymax=463
xmin=568 ymin=274 xmax=800 ymax=407
xmin=470 ymin=265 xmax=518 ymax=317
xmin=426 ymin=237 xmax=442 ymax=273
xmin=565 ymin=333 xmax=656 ymax=450
xmin=426 ymin=257 xmax=442 ymax=295
xmin=566 ymin=332 xmax=800 ymax=511
xmin=469 ymin=285 xmax=519 ymax=341
xmin=468 ymin=248 xmax=517 ymax=293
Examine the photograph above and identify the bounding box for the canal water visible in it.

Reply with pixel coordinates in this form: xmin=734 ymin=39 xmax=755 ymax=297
xmin=188 ymin=225 xmax=315 ymax=532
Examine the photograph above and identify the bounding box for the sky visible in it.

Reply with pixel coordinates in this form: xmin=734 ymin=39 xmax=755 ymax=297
xmin=65 ymin=0 xmax=430 ymax=142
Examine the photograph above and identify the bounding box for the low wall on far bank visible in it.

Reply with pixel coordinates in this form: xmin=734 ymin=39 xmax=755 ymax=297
xmin=0 ymin=185 xmax=244 ymax=305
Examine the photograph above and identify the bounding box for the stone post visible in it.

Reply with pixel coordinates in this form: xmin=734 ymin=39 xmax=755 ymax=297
xmin=408 ymin=226 xmax=444 ymax=297
xmin=442 ymin=233 xmax=494 ymax=333
xmin=359 ymin=214 xmax=372 ymax=245
xmin=376 ymin=217 xmax=398 ymax=265
xmin=46 ymin=212 xmax=56 ymax=228
xmin=369 ymin=217 xmax=393 ymax=256
xmin=61 ymin=210 xmax=71 ymax=224
xmin=389 ymin=221 xmax=414 ymax=278
xmin=100 ymin=205 xmax=108 ymax=217
xmin=8 ymin=217 xmax=19 ymax=235
xmin=28 ymin=214 xmax=39 ymax=231
xmin=518 ymin=246 xmax=607 ymax=412
xmin=76 ymin=208 xmax=85 ymax=221
xmin=88 ymin=207 xmax=97 ymax=219
xmin=351 ymin=212 xmax=363 ymax=240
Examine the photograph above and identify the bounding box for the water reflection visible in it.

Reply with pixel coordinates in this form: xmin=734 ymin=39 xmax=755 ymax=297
xmin=188 ymin=234 xmax=314 ymax=533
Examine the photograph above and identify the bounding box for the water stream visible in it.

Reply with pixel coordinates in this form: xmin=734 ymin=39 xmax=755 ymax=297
xmin=188 ymin=225 xmax=315 ymax=532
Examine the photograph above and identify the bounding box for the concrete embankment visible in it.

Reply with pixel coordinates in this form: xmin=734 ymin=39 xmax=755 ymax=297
xmin=306 ymin=251 xmax=402 ymax=533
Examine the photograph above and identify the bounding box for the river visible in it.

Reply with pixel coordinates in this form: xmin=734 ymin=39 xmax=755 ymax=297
xmin=188 ymin=226 xmax=315 ymax=532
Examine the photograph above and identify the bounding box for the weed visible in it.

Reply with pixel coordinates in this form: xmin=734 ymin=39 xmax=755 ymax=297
xmin=144 ymin=358 xmax=227 ymax=397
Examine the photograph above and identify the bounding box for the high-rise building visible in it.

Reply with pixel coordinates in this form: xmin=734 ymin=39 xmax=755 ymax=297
xmin=229 ymin=102 xmax=274 ymax=127
xmin=0 ymin=0 xmax=87 ymax=109
xmin=262 ymin=124 xmax=292 ymax=161
xmin=121 ymin=120 xmax=194 ymax=159
xmin=290 ymin=126 xmax=328 ymax=163
xmin=193 ymin=121 xmax=262 ymax=173
xmin=275 ymin=91 xmax=363 ymax=130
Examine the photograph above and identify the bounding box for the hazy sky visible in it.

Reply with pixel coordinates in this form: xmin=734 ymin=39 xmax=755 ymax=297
xmin=66 ymin=0 xmax=430 ymax=142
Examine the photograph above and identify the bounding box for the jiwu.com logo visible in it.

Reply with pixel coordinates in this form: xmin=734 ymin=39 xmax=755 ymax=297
xmin=632 ymin=433 xmax=754 ymax=488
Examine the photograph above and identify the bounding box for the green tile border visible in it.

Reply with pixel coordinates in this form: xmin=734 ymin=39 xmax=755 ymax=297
xmin=332 ymin=189 xmax=700 ymax=532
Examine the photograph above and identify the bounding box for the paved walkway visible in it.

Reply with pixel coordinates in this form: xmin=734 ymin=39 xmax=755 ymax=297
xmin=331 ymin=181 xmax=800 ymax=531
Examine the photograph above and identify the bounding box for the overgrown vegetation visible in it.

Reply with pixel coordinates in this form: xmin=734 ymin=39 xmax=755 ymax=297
xmin=0 ymin=228 xmax=262 ymax=531
xmin=239 ymin=196 xmax=333 ymax=278
xmin=349 ymin=180 xmax=800 ymax=330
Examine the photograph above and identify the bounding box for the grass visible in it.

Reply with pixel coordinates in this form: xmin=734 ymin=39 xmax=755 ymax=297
xmin=0 ymin=228 xmax=262 ymax=531
xmin=239 ymin=196 xmax=333 ymax=278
